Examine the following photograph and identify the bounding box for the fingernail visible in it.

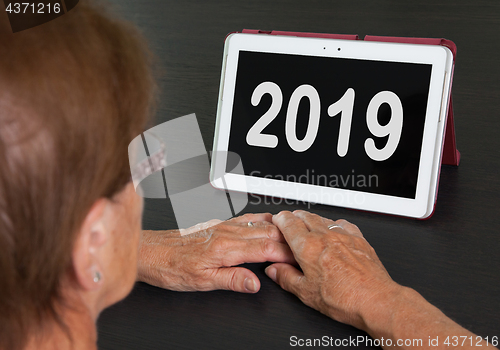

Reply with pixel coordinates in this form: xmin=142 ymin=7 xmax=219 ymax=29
xmin=244 ymin=278 xmax=257 ymax=292
xmin=265 ymin=266 xmax=277 ymax=282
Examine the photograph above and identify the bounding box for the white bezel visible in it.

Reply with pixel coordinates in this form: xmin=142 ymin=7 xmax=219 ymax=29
xmin=211 ymin=33 xmax=453 ymax=219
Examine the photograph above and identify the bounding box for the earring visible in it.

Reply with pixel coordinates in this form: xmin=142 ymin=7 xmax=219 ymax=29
xmin=93 ymin=271 xmax=101 ymax=283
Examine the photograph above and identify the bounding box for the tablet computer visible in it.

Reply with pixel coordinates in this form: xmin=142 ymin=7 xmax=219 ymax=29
xmin=210 ymin=33 xmax=454 ymax=219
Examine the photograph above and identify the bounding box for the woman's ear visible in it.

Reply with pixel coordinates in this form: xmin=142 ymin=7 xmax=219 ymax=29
xmin=72 ymin=198 xmax=110 ymax=291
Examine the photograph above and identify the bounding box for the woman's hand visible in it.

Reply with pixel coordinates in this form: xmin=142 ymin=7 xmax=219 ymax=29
xmin=137 ymin=213 xmax=295 ymax=293
xmin=265 ymin=210 xmax=401 ymax=330
xmin=265 ymin=211 xmax=496 ymax=350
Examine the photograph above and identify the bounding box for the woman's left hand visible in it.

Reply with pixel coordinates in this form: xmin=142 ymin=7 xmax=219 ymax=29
xmin=137 ymin=213 xmax=296 ymax=293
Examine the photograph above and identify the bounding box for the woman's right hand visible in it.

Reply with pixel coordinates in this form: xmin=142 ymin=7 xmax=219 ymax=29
xmin=266 ymin=210 xmax=497 ymax=349
xmin=265 ymin=210 xmax=400 ymax=330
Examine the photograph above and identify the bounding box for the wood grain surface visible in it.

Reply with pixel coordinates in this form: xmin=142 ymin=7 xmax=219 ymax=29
xmin=97 ymin=1 xmax=500 ymax=349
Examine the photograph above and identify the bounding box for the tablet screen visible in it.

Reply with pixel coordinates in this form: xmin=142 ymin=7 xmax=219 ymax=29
xmin=226 ymin=51 xmax=432 ymax=199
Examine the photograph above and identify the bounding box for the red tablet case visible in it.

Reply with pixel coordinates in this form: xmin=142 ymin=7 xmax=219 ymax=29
xmin=240 ymin=29 xmax=460 ymax=167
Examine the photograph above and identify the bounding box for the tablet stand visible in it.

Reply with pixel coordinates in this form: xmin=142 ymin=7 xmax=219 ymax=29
xmin=241 ymin=29 xmax=460 ymax=166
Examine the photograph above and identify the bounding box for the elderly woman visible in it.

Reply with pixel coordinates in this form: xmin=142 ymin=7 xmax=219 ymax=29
xmin=0 ymin=3 xmax=293 ymax=349
xmin=0 ymin=2 xmax=494 ymax=350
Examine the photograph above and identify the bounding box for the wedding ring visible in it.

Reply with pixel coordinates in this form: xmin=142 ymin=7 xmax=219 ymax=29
xmin=327 ymin=224 xmax=341 ymax=230
xmin=248 ymin=221 xmax=254 ymax=227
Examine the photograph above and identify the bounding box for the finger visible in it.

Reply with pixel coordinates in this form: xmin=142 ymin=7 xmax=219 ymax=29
xmin=211 ymin=267 xmax=261 ymax=293
xmin=217 ymin=238 xmax=296 ymax=266
xmin=293 ymin=210 xmax=328 ymax=232
xmin=227 ymin=213 xmax=273 ymax=224
xmin=265 ymin=263 xmax=304 ymax=296
xmin=321 ymin=217 xmax=343 ymax=230
xmin=272 ymin=211 xmax=310 ymax=248
xmin=320 ymin=217 xmax=353 ymax=235
xmin=321 ymin=218 xmax=348 ymax=235
xmin=295 ymin=211 xmax=365 ymax=239
xmin=335 ymin=219 xmax=364 ymax=238
xmin=318 ymin=218 xmax=365 ymax=249
xmin=223 ymin=221 xmax=286 ymax=243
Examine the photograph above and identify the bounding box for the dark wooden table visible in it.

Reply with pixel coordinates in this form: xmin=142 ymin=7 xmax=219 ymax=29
xmin=97 ymin=1 xmax=500 ymax=349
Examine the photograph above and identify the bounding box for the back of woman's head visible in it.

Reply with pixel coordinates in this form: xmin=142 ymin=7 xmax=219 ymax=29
xmin=0 ymin=2 xmax=156 ymax=348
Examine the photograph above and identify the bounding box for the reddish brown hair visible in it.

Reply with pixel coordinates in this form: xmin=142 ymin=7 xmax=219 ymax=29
xmin=0 ymin=1 xmax=156 ymax=349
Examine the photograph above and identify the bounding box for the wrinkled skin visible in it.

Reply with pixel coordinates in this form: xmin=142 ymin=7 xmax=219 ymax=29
xmin=137 ymin=210 xmax=496 ymax=350
xmin=266 ymin=210 xmax=398 ymax=330
xmin=138 ymin=213 xmax=295 ymax=293
xmin=266 ymin=210 xmax=496 ymax=350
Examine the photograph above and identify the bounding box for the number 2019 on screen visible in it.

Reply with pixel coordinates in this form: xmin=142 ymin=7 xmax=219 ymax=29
xmin=246 ymin=82 xmax=404 ymax=162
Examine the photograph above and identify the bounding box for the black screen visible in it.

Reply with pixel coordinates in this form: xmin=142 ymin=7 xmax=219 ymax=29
xmin=226 ymin=51 xmax=432 ymax=199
